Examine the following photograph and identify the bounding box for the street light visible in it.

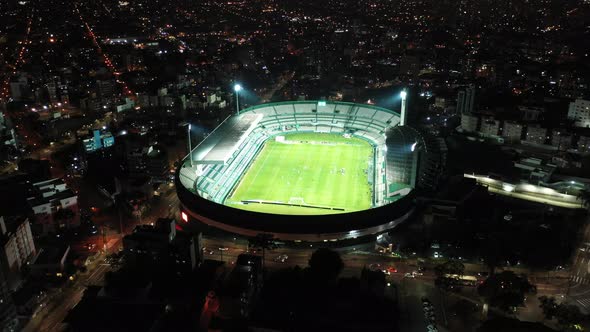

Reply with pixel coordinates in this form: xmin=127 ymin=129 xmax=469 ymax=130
xmin=234 ymin=83 xmax=242 ymax=115
xmin=187 ymin=123 xmax=193 ymax=167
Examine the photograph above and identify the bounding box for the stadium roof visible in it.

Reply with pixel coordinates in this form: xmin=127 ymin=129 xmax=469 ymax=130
xmin=190 ymin=113 xmax=263 ymax=165
xmin=238 ymin=100 xmax=399 ymax=117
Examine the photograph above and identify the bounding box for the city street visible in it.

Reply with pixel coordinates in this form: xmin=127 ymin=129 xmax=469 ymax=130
xmin=567 ymin=214 xmax=590 ymax=313
xmin=397 ymin=277 xmax=445 ymax=332
xmin=22 ymin=255 xmax=112 ymax=332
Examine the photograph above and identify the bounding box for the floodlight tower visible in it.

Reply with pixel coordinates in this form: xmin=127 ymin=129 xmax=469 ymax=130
xmin=187 ymin=123 xmax=193 ymax=167
xmin=234 ymin=83 xmax=242 ymax=115
xmin=400 ymin=89 xmax=408 ymax=126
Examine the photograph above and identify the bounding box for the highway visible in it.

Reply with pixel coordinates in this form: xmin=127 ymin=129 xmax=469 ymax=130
xmin=566 ymin=212 xmax=590 ymax=314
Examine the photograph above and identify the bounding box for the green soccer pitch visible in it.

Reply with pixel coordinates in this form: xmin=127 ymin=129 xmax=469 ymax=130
xmin=224 ymin=132 xmax=374 ymax=215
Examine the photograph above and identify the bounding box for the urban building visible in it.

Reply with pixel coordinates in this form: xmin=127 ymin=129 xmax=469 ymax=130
xmin=126 ymin=147 xmax=146 ymax=179
xmin=29 ymin=178 xmax=79 ymax=234
xmin=0 ymin=112 xmax=17 ymax=152
xmin=82 ymin=129 xmax=115 ymax=153
xmin=123 ymin=219 xmax=202 ymax=271
xmin=144 ymin=146 xmax=169 ymax=183
xmin=460 ymin=113 xmax=478 ymax=132
xmin=519 ymin=105 xmax=544 ymax=122
xmin=514 ymin=157 xmax=556 ymax=184
xmin=552 ymin=130 xmax=573 ymax=151
xmin=456 ymin=85 xmax=475 ymax=114
xmin=80 ymin=97 xmax=102 ymax=113
xmin=399 ymin=54 xmax=420 ymax=80
xmin=0 ymin=176 xmax=79 ymax=235
xmin=96 ymin=80 xmax=115 ymax=98
xmin=115 ymin=98 xmax=135 ymax=113
xmin=126 ymin=144 xmax=169 ymax=183
xmin=479 ymin=117 xmax=500 ymax=137
xmin=9 ymin=76 xmax=28 ymax=102
xmin=221 ymin=254 xmax=263 ymax=318
xmin=0 ymin=217 xmax=36 ymax=288
xmin=502 ymin=121 xmax=523 ymax=142
xmin=524 ymin=126 xmax=548 ymax=145
xmin=568 ymin=99 xmax=590 ymax=128
xmin=576 ymin=135 xmax=590 ymax=154
xmin=434 ymin=96 xmax=448 ymax=109
xmin=29 ymin=245 xmax=70 ymax=278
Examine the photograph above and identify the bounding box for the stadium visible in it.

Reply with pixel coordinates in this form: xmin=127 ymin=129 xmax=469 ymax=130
xmin=176 ymin=100 xmax=424 ymax=243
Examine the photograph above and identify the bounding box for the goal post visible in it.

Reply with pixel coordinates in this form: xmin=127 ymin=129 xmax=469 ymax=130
xmin=288 ymin=197 xmax=305 ymax=205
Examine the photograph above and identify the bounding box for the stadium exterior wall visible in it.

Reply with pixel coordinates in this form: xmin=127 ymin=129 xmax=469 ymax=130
xmin=176 ymin=172 xmax=416 ymax=242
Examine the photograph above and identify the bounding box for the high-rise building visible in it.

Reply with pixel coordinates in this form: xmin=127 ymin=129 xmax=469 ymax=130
xmin=145 ymin=146 xmax=170 ymax=183
xmin=0 ymin=217 xmax=36 ymax=288
xmin=456 ymin=85 xmax=475 ymax=114
xmin=568 ymin=99 xmax=590 ymax=128
xmin=0 ymin=219 xmax=22 ymax=332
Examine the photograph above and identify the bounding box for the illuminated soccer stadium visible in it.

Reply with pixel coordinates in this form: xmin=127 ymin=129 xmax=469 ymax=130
xmin=176 ymin=101 xmax=420 ymax=242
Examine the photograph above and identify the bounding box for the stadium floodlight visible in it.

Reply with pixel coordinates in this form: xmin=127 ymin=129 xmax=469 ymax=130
xmin=234 ymin=83 xmax=242 ymax=114
xmin=400 ymin=88 xmax=408 ymax=126
xmin=187 ymin=123 xmax=193 ymax=167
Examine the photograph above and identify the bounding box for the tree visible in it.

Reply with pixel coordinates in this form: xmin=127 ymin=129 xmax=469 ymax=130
xmin=538 ymin=298 xmax=585 ymax=331
xmin=477 ymin=317 xmax=557 ymax=332
xmin=538 ymin=296 xmax=558 ymax=320
xmin=434 ymin=260 xmax=465 ymax=292
xmin=481 ymin=237 xmax=503 ymax=274
xmin=307 ymin=248 xmax=344 ymax=285
xmin=434 ymin=260 xmax=465 ymax=277
xmin=555 ymin=304 xmax=584 ymax=329
xmin=248 ymin=233 xmax=279 ymax=270
xmin=478 ymin=271 xmax=535 ymax=312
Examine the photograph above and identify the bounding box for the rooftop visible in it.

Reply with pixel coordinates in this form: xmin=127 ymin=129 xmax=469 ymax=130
xmin=189 ymin=113 xmax=263 ymax=165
